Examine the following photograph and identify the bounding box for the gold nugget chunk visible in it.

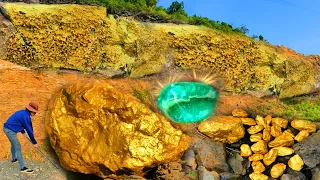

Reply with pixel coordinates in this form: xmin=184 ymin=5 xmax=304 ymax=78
xmin=250 ymin=133 xmax=263 ymax=142
xmin=271 ymin=147 xmax=294 ymax=156
xmin=256 ymin=115 xmax=266 ymax=127
xmin=288 ymin=154 xmax=304 ymax=171
xmin=240 ymin=144 xmax=252 ymax=157
xmin=268 ymin=134 xmax=294 ymax=147
xmin=248 ymin=125 xmax=264 ymax=135
xmin=264 ymin=115 xmax=272 ymax=126
xmin=263 ymin=126 xmax=271 ymax=142
xmin=241 ymin=118 xmax=256 ymax=126
xmin=291 ymin=119 xmax=316 ymax=133
xmin=232 ymin=109 xmax=248 ymax=117
xmin=249 ymin=172 xmax=268 ymax=180
xmin=251 ymin=140 xmax=268 ymax=154
xmin=271 ymin=124 xmax=282 ymax=137
xmin=295 ymin=130 xmax=309 ymax=142
xmin=248 ymin=154 xmax=264 ymax=161
xmin=263 ymin=149 xmax=278 ymax=166
xmin=272 ymin=117 xmax=288 ymax=128
xmin=252 ymin=161 xmax=265 ymax=173
xmin=270 ymin=163 xmax=286 ymax=178
xmin=283 ymin=129 xmax=295 ymax=138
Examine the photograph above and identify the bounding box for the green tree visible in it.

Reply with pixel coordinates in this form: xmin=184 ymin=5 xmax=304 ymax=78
xmin=167 ymin=1 xmax=184 ymax=14
xmin=145 ymin=0 xmax=157 ymax=7
xmin=259 ymin=35 xmax=264 ymax=41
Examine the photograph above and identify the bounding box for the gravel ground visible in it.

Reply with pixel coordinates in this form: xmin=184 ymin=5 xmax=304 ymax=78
xmin=0 ymin=159 xmax=67 ymax=180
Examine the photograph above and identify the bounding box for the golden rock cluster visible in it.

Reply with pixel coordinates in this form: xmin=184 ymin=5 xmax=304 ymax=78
xmin=46 ymin=82 xmax=190 ymax=178
xmin=233 ymin=109 xmax=317 ymax=180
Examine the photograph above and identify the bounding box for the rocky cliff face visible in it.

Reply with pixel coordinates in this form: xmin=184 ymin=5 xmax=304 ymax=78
xmin=0 ymin=3 xmax=319 ymax=99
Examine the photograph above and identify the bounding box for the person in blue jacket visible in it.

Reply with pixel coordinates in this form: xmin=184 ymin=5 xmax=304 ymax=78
xmin=3 ymin=102 xmax=39 ymax=174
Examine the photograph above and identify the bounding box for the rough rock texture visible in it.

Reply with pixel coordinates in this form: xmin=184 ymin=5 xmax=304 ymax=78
xmin=293 ymin=131 xmax=320 ymax=168
xmin=45 ymin=82 xmax=190 ymax=178
xmin=198 ymin=116 xmax=245 ymax=144
xmin=1 ymin=3 xmax=318 ymax=98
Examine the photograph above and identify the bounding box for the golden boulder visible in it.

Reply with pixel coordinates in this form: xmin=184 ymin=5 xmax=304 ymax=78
xmin=251 ymin=140 xmax=268 ymax=155
xmin=249 ymin=172 xmax=268 ymax=180
xmin=270 ymin=163 xmax=286 ymax=178
xmin=250 ymin=133 xmax=263 ymax=142
xmin=268 ymin=134 xmax=294 ymax=147
xmin=271 ymin=147 xmax=294 ymax=156
xmin=272 ymin=117 xmax=288 ymax=129
xmin=240 ymin=144 xmax=252 ymax=157
xmin=240 ymin=118 xmax=256 ymax=126
xmin=263 ymin=149 xmax=278 ymax=166
xmin=248 ymin=154 xmax=264 ymax=161
xmin=295 ymin=130 xmax=309 ymax=142
xmin=46 ymin=82 xmax=190 ymax=178
xmin=252 ymin=161 xmax=265 ymax=173
xmin=291 ymin=119 xmax=316 ymax=133
xmin=288 ymin=154 xmax=304 ymax=171
xmin=198 ymin=116 xmax=245 ymax=144
xmin=232 ymin=109 xmax=248 ymax=117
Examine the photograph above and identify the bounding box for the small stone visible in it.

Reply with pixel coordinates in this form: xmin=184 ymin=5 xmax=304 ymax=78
xmin=158 ymin=82 xmax=218 ymax=123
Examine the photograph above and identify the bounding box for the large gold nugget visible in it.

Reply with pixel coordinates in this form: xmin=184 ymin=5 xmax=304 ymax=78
xmin=271 ymin=147 xmax=294 ymax=156
xmin=288 ymin=154 xmax=304 ymax=171
xmin=249 ymin=172 xmax=268 ymax=180
xmin=291 ymin=120 xmax=316 ymax=133
xmin=240 ymin=144 xmax=252 ymax=157
xmin=272 ymin=117 xmax=288 ymax=128
xmin=241 ymin=118 xmax=256 ymax=126
xmin=232 ymin=109 xmax=248 ymax=117
xmin=295 ymin=130 xmax=309 ymax=142
xmin=250 ymin=133 xmax=263 ymax=142
xmin=255 ymin=115 xmax=266 ymax=127
xmin=268 ymin=134 xmax=294 ymax=147
xmin=262 ymin=126 xmax=271 ymax=142
xmin=263 ymin=149 xmax=278 ymax=166
xmin=251 ymin=140 xmax=268 ymax=154
xmin=252 ymin=161 xmax=265 ymax=173
xmin=247 ymin=125 xmax=264 ymax=135
xmin=271 ymin=124 xmax=282 ymax=137
xmin=248 ymin=154 xmax=264 ymax=161
xmin=270 ymin=163 xmax=286 ymax=178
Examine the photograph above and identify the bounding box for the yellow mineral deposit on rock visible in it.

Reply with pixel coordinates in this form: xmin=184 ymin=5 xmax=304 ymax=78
xmin=295 ymin=130 xmax=310 ymax=142
xmin=252 ymin=161 xmax=265 ymax=173
xmin=46 ymin=82 xmax=190 ymax=178
xmin=232 ymin=109 xmax=248 ymax=117
xmin=271 ymin=147 xmax=294 ymax=156
xmin=268 ymin=133 xmax=294 ymax=147
xmin=283 ymin=129 xmax=295 ymax=138
xmin=264 ymin=115 xmax=272 ymax=126
xmin=291 ymin=119 xmax=316 ymax=133
xmin=256 ymin=115 xmax=266 ymax=127
xmin=271 ymin=124 xmax=282 ymax=137
xmin=198 ymin=116 xmax=245 ymax=144
xmin=240 ymin=144 xmax=252 ymax=157
xmin=288 ymin=154 xmax=304 ymax=171
xmin=270 ymin=163 xmax=286 ymax=178
xmin=251 ymin=140 xmax=268 ymax=154
xmin=247 ymin=125 xmax=264 ymax=135
xmin=249 ymin=154 xmax=264 ymax=161
xmin=272 ymin=117 xmax=288 ymax=129
xmin=262 ymin=126 xmax=271 ymax=142
xmin=250 ymin=133 xmax=263 ymax=142
xmin=249 ymin=172 xmax=268 ymax=180
xmin=240 ymin=118 xmax=257 ymax=126
xmin=263 ymin=149 xmax=278 ymax=166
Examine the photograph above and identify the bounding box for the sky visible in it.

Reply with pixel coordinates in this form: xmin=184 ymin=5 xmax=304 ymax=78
xmin=157 ymin=0 xmax=320 ymax=55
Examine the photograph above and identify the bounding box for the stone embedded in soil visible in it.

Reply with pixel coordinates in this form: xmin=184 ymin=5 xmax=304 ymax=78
xmin=157 ymin=82 xmax=218 ymax=123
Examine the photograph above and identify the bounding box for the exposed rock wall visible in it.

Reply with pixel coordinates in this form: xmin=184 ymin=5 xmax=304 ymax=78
xmin=0 ymin=3 xmax=318 ymax=98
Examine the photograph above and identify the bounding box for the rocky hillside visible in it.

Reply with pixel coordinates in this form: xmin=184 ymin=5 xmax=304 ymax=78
xmin=0 ymin=3 xmax=319 ymax=99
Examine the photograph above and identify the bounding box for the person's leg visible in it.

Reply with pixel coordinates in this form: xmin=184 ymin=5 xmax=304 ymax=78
xmin=3 ymin=127 xmax=26 ymax=169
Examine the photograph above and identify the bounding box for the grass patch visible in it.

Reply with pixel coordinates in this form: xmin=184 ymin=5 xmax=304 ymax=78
xmin=282 ymin=100 xmax=320 ymax=121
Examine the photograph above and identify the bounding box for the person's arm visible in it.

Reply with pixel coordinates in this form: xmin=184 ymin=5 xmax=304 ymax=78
xmin=21 ymin=115 xmax=37 ymax=145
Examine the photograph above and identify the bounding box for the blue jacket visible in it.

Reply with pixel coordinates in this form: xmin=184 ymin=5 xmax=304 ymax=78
xmin=4 ymin=110 xmax=37 ymax=144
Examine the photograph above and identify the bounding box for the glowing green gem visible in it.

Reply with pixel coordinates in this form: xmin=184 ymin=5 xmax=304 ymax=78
xmin=157 ymin=82 xmax=218 ymax=123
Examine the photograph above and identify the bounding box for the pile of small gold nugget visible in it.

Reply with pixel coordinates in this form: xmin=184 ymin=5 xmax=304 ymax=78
xmin=232 ymin=109 xmax=317 ymax=180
